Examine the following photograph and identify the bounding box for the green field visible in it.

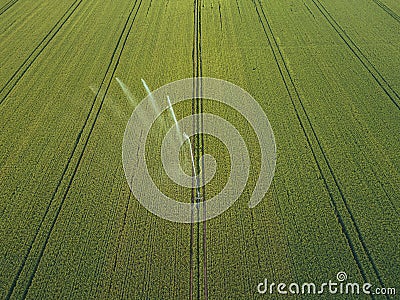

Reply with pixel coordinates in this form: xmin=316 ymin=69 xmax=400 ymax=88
xmin=1 ymin=0 xmax=399 ymax=299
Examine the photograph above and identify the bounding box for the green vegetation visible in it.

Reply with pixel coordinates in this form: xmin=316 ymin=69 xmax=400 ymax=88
xmin=0 ymin=0 xmax=399 ymax=299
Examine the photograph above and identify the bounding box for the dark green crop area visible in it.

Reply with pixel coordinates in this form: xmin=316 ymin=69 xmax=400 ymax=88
xmin=0 ymin=0 xmax=399 ymax=299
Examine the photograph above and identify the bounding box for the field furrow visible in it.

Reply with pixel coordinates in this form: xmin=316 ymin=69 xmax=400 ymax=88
xmin=200 ymin=0 xmax=399 ymax=297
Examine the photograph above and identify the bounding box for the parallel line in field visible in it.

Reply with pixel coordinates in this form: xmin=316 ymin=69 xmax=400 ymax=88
xmin=190 ymin=0 xmax=198 ymax=298
xmin=189 ymin=79 xmax=195 ymax=300
xmin=190 ymin=0 xmax=208 ymax=298
xmin=304 ymin=3 xmax=316 ymax=19
xmin=253 ymin=0 xmax=377 ymax=294
xmin=235 ymin=0 xmax=242 ymax=18
xmin=189 ymin=183 xmax=195 ymax=299
xmin=218 ymin=2 xmax=222 ymax=29
xmin=5 ymin=1 xmax=143 ymax=298
xmin=21 ymin=0 xmax=143 ymax=296
xmin=259 ymin=0 xmax=392 ymax=296
xmin=311 ymin=2 xmax=395 ymax=291
xmin=196 ymin=0 xmax=205 ymax=295
xmin=198 ymin=0 xmax=208 ymax=298
xmin=189 ymin=168 xmax=195 ymax=300
xmin=0 ymin=0 xmax=83 ymax=105
xmin=0 ymin=0 xmax=19 ymax=15
xmin=371 ymin=0 xmax=400 ymax=23
xmin=195 ymin=12 xmax=201 ymax=297
xmin=145 ymin=0 xmax=152 ymax=17
xmin=312 ymin=0 xmax=400 ymax=110
xmin=191 ymin=1 xmax=199 ymax=298
xmin=4 ymin=2 xmax=86 ymax=295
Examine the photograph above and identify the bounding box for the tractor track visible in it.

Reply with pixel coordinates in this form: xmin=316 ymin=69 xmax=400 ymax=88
xmin=312 ymin=0 xmax=400 ymax=110
xmin=253 ymin=0 xmax=388 ymax=297
xmin=5 ymin=1 xmax=143 ymax=298
xmin=145 ymin=0 xmax=152 ymax=17
xmin=0 ymin=0 xmax=84 ymax=105
xmin=189 ymin=0 xmax=196 ymax=295
xmin=198 ymin=0 xmax=208 ymax=297
xmin=0 ymin=0 xmax=19 ymax=16
xmin=235 ymin=0 xmax=242 ymax=18
xmin=218 ymin=2 xmax=222 ymax=29
xmin=371 ymin=0 xmax=400 ymax=23
xmin=190 ymin=0 xmax=208 ymax=299
xmin=190 ymin=0 xmax=200 ymax=297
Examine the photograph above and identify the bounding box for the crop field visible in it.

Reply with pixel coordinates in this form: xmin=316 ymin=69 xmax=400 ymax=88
xmin=0 ymin=0 xmax=399 ymax=299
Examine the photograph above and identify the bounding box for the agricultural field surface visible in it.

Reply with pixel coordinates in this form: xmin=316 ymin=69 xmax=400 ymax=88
xmin=0 ymin=0 xmax=399 ymax=299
